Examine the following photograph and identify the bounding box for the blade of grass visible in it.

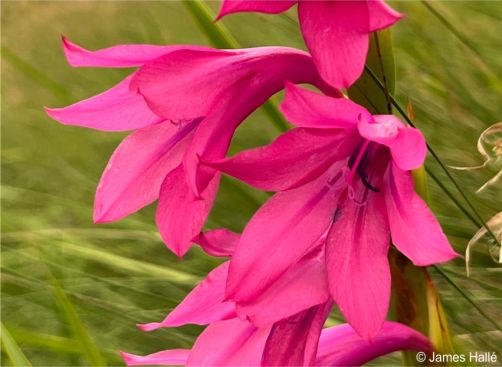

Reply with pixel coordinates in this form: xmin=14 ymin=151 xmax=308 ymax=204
xmin=2 ymin=46 xmax=71 ymax=102
xmin=51 ymin=241 xmax=200 ymax=284
xmin=7 ymin=327 xmax=83 ymax=355
xmin=50 ymin=275 xmax=107 ymax=367
xmin=1 ymin=323 xmax=33 ymax=367
xmin=8 ymin=327 xmax=121 ymax=362
xmin=182 ymin=0 xmax=289 ymax=133
xmin=364 ymin=65 xmax=500 ymax=247
xmin=420 ymin=0 xmax=502 ymax=90
xmin=432 ymin=266 xmax=502 ymax=332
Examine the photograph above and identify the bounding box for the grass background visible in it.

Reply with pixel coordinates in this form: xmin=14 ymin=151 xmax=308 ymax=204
xmin=1 ymin=1 xmax=501 ymax=366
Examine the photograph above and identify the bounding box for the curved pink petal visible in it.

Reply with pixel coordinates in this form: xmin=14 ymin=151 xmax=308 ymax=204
xmin=121 ymin=349 xmax=189 ymax=366
xmin=181 ymin=78 xmax=260 ymax=196
xmin=388 ymin=126 xmax=427 ymax=170
xmin=367 ymin=0 xmax=404 ymax=31
xmin=384 ymin=163 xmax=459 ymax=265
xmin=62 ymin=37 xmax=209 ymax=68
xmin=326 ymin=184 xmax=391 ymax=340
xmin=262 ymin=302 xmax=332 ymax=366
xmin=132 ymin=47 xmax=331 ymax=196
xmin=226 ymin=163 xmax=345 ymax=303
xmin=298 ymin=1 xmax=370 ymax=88
xmin=316 ymin=321 xmax=431 ymax=366
xmin=193 ymin=228 xmax=240 ymax=257
xmin=45 ymin=75 xmax=164 ymax=131
xmin=93 ymin=119 xmax=198 ymax=223
xmin=359 ymin=115 xmax=426 ymax=170
xmin=208 ymin=127 xmax=356 ymax=192
xmin=156 ymin=165 xmax=220 ymax=257
xmin=155 ymin=165 xmax=220 ymax=257
xmin=280 ymin=82 xmax=368 ymax=129
xmin=237 ymin=246 xmax=329 ymax=327
xmin=298 ymin=1 xmax=402 ymax=88
xmin=138 ymin=262 xmax=235 ymax=331
xmin=187 ymin=318 xmax=271 ymax=366
xmin=217 ymin=0 xmax=296 ymax=19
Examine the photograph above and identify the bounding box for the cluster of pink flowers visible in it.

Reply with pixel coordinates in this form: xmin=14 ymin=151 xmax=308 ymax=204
xmin=47 ymin=0 xmax=459 ymax=365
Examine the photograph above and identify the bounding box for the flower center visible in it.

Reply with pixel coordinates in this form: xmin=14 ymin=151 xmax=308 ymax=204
xmin=346 ymin=140 xmax=380 ymax=193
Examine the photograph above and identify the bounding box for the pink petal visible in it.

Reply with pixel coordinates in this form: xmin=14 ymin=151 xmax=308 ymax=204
xmin=217 ymin=0 xmax=296 ymax=20
xmin=298 ymin=1 xmax=370 ymax=88
xmin=280 ymin=82 xmax=368 ymax=129
xmin=138 ymin=262 xmax=235 ymax=331
xmin=326 ymin=184 xmax=391 ymax=339
xmin=316 ymin=321 xmax=431 ymax=366
xmin=181 ymin=78 xmax=261 ymax=196
xmin=262 ymin=302 xmax=332 ymax=366
xmin=226 ymin=163 xmax=345 ymax=303
xmin=297 ymin=1 xmax=402 ymax=88
xmin=45 ymin=75 xmax=164 ymax=131
xmin=187 ymin=318 xmax=271 ymax=366
xmin=208 ymin=127 xmax=356 ymax=192
xmin=93 ymin=119 xmax=198 ymax=223
xmin=121 ymin=349 xmax=189 ymax=366
xmin=237 ymin=246 xmax=330 ymax=327
xmin=131 ymin=48 xmax=239 ymax=120
xmin=133 ymin=47 xmax=330 ymax=196
xmin=61 ymin=37 xmax=209 ymax=68
xmin=367 ymin=0 xmax=404 ymax=31
xmin=359 ymin=115 xmax=427 ymax=170
xmin=193 ymin=228 xmax=240 ymax=257
xmin=388 ymin=126 xmax=427 ymax=170
xmin=156 ymin=165 xmax=220 ymax=257
xmin=384 ymin=163 xmax=459 ymax=265
xmin=357 ymin=113 xmax=402 ymax=144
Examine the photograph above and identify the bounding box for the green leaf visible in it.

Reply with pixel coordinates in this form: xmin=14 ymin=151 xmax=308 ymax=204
xmin=348 ymin=29 xmax=395 ymax=114
xmin=1 ymin=323 xmax=33 ymax=367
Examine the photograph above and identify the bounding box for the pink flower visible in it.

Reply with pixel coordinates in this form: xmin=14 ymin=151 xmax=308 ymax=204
xmin=217 ymin=0 xmax=403 ymax=88
xmin=45 ymin=38 xmax=333 ymax=257
xmin=122 ymin=321 xmax=430 ymax=366
xmin=122 ymin=249 xmax=431 ymax=366
xmin=209 ymin=83 xmax=459 ymax=339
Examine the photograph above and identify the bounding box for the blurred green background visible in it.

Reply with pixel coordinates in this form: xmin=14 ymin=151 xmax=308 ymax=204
xmin=1 ymin=1 xmax=501 ymax=366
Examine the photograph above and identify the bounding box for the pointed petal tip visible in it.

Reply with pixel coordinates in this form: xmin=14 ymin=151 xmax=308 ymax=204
xmin=92 ymin=204 xmax=111 ymax=224
xmin=120 ymin=351 xmax=136 ymax=366
xmin=214 ymin=9 xmax=225 ymax=22
xmin=60 ymin=36 xmax=86 ymax=67
xmin=352 ymin=318 xmax=386 ymax=342
xmin=136 ymin=322 xmax=163 ymax=332
xmin=161 ymin=238 xmax=190 ymax=259
xmin=411 ymin=249 xmax=461 ymax=267
xmin=44 ymin=106 xmax=66 ymax=124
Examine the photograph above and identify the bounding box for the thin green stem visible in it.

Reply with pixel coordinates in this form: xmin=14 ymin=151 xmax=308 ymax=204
xmin=420 ymin=0 xmax=502 ymax=87
xmin=364 ymin=65 xmax=500 ymax=246
xmin=372 ymin=33 xmax=393 ymax=114
xmin=433 ymin=266 xmax=502 ymax=332
xmin=425 ymin=168 xmax=480 ymax=227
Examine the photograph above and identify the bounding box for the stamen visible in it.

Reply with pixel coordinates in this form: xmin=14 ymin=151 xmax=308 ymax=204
xmin=357 ymin=171 xmax=380 ymax=192
xmin=346 ymin=139 xmax=371 ymax=184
